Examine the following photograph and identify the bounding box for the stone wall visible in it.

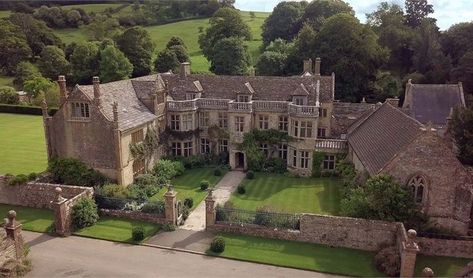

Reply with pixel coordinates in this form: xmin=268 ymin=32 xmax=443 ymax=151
xmin=99 ymin=209 xmax=167 ymax=224
xmin=417 ymin=237 xmax=473 ymax=258
xmin=208 ymin=213 xmax=399 ymax=251
xmin=0 ymin=176 xmax=93 ymax=209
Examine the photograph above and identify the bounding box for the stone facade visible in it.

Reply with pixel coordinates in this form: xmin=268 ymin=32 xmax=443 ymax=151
xmin=0 ymin=211 xmax=26 ymax=277
xmin=417 ymin=237 xmax=473 ymax=258
xmin=99 ymin=209 xmax=166 ymax=224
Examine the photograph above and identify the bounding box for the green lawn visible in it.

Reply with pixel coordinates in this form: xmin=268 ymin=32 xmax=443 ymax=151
xmin=415 ymin=255 xmax=471 ymax=277
xmin=0 ymin=204 xmax=54 ymax=233
xmin=74 ymin=216 xmax=160 ymax=243
xmin=209 ymin=233 xmax=383 ymax=277
xmin=229 ymin=173 xmax=342 ymax=214
xmin=150 ymin=167 xmax=226 ymax=210
xmin=0 ymin=113 xmax=47 ymax=175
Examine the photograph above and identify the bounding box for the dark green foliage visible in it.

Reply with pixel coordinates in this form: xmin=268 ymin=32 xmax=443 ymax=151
xmin=132 ymin=226 xmax=145 ymax=241
xmin=27 ymin=172 xmax=38 ymax=181
xmin=182 ymin=206 xmax=190 ymax=220
xmin=450 ymin=106 xmax=473 ymax=165
xmin=246 ymin=171 xmax=254 ymax=179
xmin=184 ymin=198 xmax=193 ymax=208
xmin=96 ymin=183 xmax=132 ymax=199
xmin=8 ymin=174 xmax=29 ymax=186
xmin=209 ymin=37 xmax=251 ymax=75
xmin=39 ymin=46 xmax=70 ymax=79
xmin=0 ymin=104 xmax=58 ymax=116
xmin=169 ymin=45 xmax=189 ymax=63
xmin=450 ymin=49 xmax=473 ymax=95
xmin=300 ymin=0 xmax=354 ymax=31
xmin=254 ymin=206 xmax=272 ymax=226
xmin=213 ymin=168 xmax=222 ymax=176
xmin=141 ymin=201 xmax=165 ymax=214
xmin=0 ymin=87 xmax=19 ymax=105
xmin=200 ymin=180 xmax=209 ymax=191
xmin=166 ymin=36 xmax=187 ymax=49
xmin=311 ymin=151 xmax=325 ymax=177
xmin=405 ymin=0 xmax=433 ymax=28
xmin=48 ymin=157 xmax=108 ymax=187
xmin=99 ymin=45 xmax=133 ymax=83
xmin=237 ymin=185 xmax=246 ymax=194
xmin=154 ymin=48 xmax=180 ymax=73
xmin=70 ymin=42 xmax=100 ymax=84
xmin=0 ymin=19 xmax=32 ymax=75
xmin=152 ymin=159 xmax=185 ymax=182
xmin=368 ymin=71 xmax=401 ymax=102
xmin=256 ymin=51 xmax=287 ymax=76
xmin=162 ymin=223 xmax=176 ymax=232
xmin=71 ymin=198 xmax=99 ymax=229
xmin=13 ymin=62 xmax=41 ymax=89
xmin=261 ymin=1 xmax=305 ymax=45
xmin=210 ymin=236 xmax=225 ymax=253
xmin=116 ymin=27 xmax=155 ymax=77
xmin=374 ymin=246 xmax=400 ymax=277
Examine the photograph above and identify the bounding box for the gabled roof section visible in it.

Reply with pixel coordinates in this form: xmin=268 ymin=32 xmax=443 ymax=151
xmin=348 ymin=103 xmax=423 ymax=175
xmin=291 ymin=83 xmax=310 ymax=96
xmin=77 ymin=79 xmax=156 ymax=132
xmin=404 ymin=83 xmax=465 ymax=125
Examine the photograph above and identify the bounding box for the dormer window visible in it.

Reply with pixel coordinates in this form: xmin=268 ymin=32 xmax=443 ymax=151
xmin=71 ymin=102 xmax=90 ymax=118
xmin=186 ymin=93 xmax=197 ymax=100
xmin=238 ymin=95 xmax=250 ymax=102
xmin=293 ymin=96 xmax=307 ymax=106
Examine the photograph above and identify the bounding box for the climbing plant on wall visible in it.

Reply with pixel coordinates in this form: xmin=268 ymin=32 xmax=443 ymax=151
xmin=312 ymin=151 xmax=325 ymax=177
xmin=129 ymin=127 xmax=159 ymax=168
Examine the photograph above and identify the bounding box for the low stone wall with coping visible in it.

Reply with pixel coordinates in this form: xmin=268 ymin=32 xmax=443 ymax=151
xmin=99 ymin=209 xmax=167 ymax=224
xmin=417 ymin=236 xmax=473 ymax=258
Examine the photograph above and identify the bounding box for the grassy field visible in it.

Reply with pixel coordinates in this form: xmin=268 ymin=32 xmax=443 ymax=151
xmin=415 ymin=255 xmax=471 ymax=277
xmin=150 ymin=167 xmax=226 ymax=210
xmin=0 ymin=204 xmax=54 ymax=232
xmin=0 ymin=113 xmax=47 ymax=175
xmin=229 ymin=173 xmax=342 ymax=214
xmin=209 ymin=233 xmax=383 ymax=276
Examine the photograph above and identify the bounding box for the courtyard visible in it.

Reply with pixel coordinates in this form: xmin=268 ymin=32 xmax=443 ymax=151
xmin=228 ymin=173 xmax=342 ymax=214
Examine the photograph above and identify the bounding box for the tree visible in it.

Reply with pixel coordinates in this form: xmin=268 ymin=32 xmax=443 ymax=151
xmin=9 ymin=13 xmax=62 ymax=57
xmin=441 ymin=22 xmax=473 ymax=66
xmin=86 ymin=15 xmax=121 ymax=41
xmin=169 ymin=45 xmax=189 ymax=63
xmin=261 ymin=1 xmax=304 ymax=45
xmin=255 ymin=51 xmax=287 ymax=76
xmin=209 ymin=37 xmax=250 ymax=75
xmin=294 ymin=23 xmax=316 ymax=60
xmin=70 ymin=42 xmax=100 ymax=84
xmin=341 ymin=175 xmax=421 ymax=223
xmin=166 ymin=36 xmax=187 ymax=49
xmin=13 ymin=62 xmax=41 ymax=89
xmin=116 ymin=27 xmax=155 ymax=77
xmin=23 ymin=76 xmax=54 ymax=99
xmin=99 ymin=45 xmax=133 ymax=83
xmin=367 ymin=71 xmax=401 ymax=102
xmin=451 ymin=50 xmax=473 ymax=95
xmin=405 ymin=0 xmax=433 ymax=28
xmin=450 ymin=106 xmax=473 ymax=165
xmin=66 ymin=9 xmax=82 ymax=28
xmin=310 ymin=13 xmax=388 ymax=101
xmin=0 ymin=19 xmax=32 ymax=75
xmin=301 ymin=0 xmax=354 ymax=31
xmin=39 ymin=46 xmax=70 ymax=79
xmin=199 ymin=8 xmax=251 ymax=60
xmin=0 ymin=86 xmax=19 ymax=104
xmin=154 ymin=49 xmax=180 ymax=73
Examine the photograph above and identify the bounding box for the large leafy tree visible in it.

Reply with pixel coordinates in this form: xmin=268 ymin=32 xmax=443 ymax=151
xmin=451 ymin=50 xmax=473 ymax=95
xmin=261 ymin=1 xmax=305 ymax=45
xmin=209 ymin=37 xmax=250 ymax=75
xmin=198 ymin=8 xmax=251 ymax=60
xmin=154 ymin=48 xmax=180 ymax=73
xmin=99 ymin=45 xmax=133 ymax=83
xmin=0 ymin=19 xmax=32 ymax=75
xmin=166 ymin=36 xmax=187 ymax=49
xmin=13 ymin=61 xmax=41 ymax=89
xmin=0 ymin=86 xmax=19 ymax=105
xmin=441 ymin=22 xmax=473 ymax=66
xmin=405 ymin=0 xmax=433 ymax=28
xmin=301 ymin=0 xmax=354 ymax=32
xmin=255 ymin=51 xmax=287 ymax=76
xmin=116 ymin=27 xmax=155 ymax=77
xmin=450 ymin=106 xmax=473 ymax=165
xmin=309 ymin=13 xmax=388 ymax=101
xmin=23 ymin=76 xmax=54 ymax=99
xmin=169 ymin=45 xmax=189 ymax=63
xmin=9 ymin=13 xmax=62 ymax=57
xmin=86 ymin=15 xmax=121 ymax=41
xmin=39 ymin=46 xmax=70 ymax=79
xmin=70 ymin=42 xmax=100 ymax=84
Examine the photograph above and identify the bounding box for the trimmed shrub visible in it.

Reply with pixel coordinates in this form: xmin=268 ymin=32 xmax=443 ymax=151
xmin=8 ymin=174 xmax=29 ymax=186
xmin=152 ymin=159 xmax=185 ymax=180
xmin=210 ymin=236 xmax=225 ymax=253
xmin=141 ymin=201 xmax=165 ymax=214
xmin=48 ymin=157 xmax=108 ymax=186
xmin=237 ymin=185 xmax=246 ymax=194
xmin=71 ymin=198 xmax=99 ymax=229
xmin=0 ymin=104 xmax=58 ymax=116
xmin=27 ymin=172 xmax=38 ymax=181
xmin=214 ymin=168 xmax=222 ymax=176
xmin=254 ymin=206 xmax=272 ymax=227
xmin=162 ymin=223 xmax=176 ymax=232
xmin=183 ymin=198 xmax=193 ymax=208
xmin=200 ymin=180 xmax=210 ymax=191
xmin=374 ymin=246 xmax=400 ymax=277
xmin=97 ymin=183 xmax=131 ymax=199
xmin=246 ymin=170 xmax=254 ymax=179
xmin=132 ymin=226 xmax=145 ymax=242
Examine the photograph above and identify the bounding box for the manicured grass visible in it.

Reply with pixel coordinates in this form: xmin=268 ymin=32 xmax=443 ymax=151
xmin=415 ymin=255 xmax=470 ymax=277
xmin=229 ymin=173 xmax=342 ymax=214
xmin=0 ymin=113 xmax=47 ymax=175
xmin=209 ymin=233 xmax=383 ymax=277
xmin=150 ymin=167 xmax=226 ymax=210
xmin=0 ymin=75 xmax=14 ymax=87
xmin=74 ymin=216 xmax=160 ymax=243
xmin=0 ymin=204 xmax=54 ymax=233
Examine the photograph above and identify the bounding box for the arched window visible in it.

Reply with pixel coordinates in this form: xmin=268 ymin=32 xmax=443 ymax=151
xmin=408 ymin=176 xmax=426 ymax=204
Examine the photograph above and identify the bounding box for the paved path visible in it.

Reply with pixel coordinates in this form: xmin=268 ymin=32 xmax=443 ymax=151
xmin=23 ymin=231 xmax=332 ymax=278
xmin=146 ymin=229 xmax=215 ymax=253
xmin=180 ymin=171 xmax=245 ymax=231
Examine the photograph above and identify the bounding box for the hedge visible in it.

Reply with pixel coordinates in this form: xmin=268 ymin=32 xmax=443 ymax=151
xmin=0 ymin=104 xmax=58 ymax=116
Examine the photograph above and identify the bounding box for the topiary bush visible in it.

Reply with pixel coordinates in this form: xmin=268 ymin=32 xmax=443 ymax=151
xmin=374 ymin=246 xmax=400 ymax=277
xmin=200 ymin=180 xmax=210 ymax=191
xmin=237 ymin=185 xmax=246 ymax=194
xmin=210 ymin=236 xmax=225 ymax=253
xmin=132 ymin=226 xmax=145 ymax=242
xmin=246 ymin=170 xmax=254 ymax=179
xmin=71 ymin=198 xmax=99 ymax=229
xmin=214 ymin=168 xmax=222 ymax=176
xmin=184 ymin=197 xmax=194 ymax=208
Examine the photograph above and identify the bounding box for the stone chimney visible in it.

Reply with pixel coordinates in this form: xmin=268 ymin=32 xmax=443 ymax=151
xmin=180 ymin=62 xmax=191 ymax=78
xmin=303 ymin=58 xmax=313 ymax=74
xmin=58 ymin=75 xmax=67 ymax=106
xmin=112 ymin=102 xmax=119 ymax=129
xmin=93 ymin=76 xmax=101 ymax=106
xmin=385 ymin=97 xmax=400 ymax=107
xmin=314 ymin=57 xmax=321 ymax=76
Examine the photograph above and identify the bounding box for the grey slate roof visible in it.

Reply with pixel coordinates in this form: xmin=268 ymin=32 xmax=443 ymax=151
xmin=78 ymin=79 xmax=157 ymax=132
xmin=348 ymin=103 xmax=423 ymax=175
xmin=404 ymin=84 xmax=465 ymax=125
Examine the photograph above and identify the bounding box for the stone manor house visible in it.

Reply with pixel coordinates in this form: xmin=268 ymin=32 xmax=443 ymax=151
xmin=41 ymin=59 xmax=473 ymax=234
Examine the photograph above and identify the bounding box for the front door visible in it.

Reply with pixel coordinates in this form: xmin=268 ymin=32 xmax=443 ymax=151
xmin=235 ymin=152 xmax=244 ymax=169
